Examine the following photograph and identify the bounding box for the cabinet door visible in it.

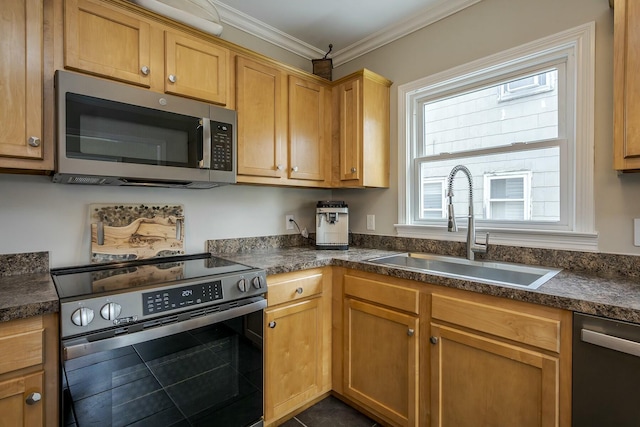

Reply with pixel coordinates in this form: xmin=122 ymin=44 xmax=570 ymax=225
xmin=236 ymin=57 xmax=286 ymax=179
xmin=288 ymin=76 xmax=329 ymax=182
xmin=430 ymin=323 xmax=559 ymax=427
xmin=0 ymin=371 xmax=44 ymax=426
xmin=265 ymin=298 xmax=323 ymax=421
xmin=336 ymin=78 xmax=361 ymax=182
xmin=614 ymin=0 xmax=640 ymax=169
xmin=64 ymin=0 xmax=151 ymax=87
xmin=0 ymin=0 xmax=43 ymax=161
xmin=344 ymin=298 xmax=418 ymax=427
xmin=164 ymin=31 xmax=228 ymax=105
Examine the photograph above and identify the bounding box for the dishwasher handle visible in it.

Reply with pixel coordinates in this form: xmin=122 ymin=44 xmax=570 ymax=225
xmin=581 ymin=328 xmax=640 ymax=358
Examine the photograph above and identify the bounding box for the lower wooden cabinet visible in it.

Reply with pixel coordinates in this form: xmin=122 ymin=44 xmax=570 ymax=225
xmin=264 ymin=268 xmax=331 ymax=426
xmin=429 ymin=292 xmax=571 ymax=427
xmin=341 ymin=272 xmax=420 ymax=427
xmin=0 ymin=313 xmax=58 ymax=427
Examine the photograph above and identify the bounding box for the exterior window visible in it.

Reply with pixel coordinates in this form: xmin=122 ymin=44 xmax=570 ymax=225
xmin=483 ymin=172 xmax=532 ymax=221
xmin=397 ymin=23 xmax=596 ymax=250
xmin=421 ymin=177 xmax=446 ymax=219
xmin=498 ymin=71 xmax=555 ymax=101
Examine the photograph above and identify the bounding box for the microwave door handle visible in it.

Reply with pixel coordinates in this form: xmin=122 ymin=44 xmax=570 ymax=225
xmin=199 ymin=119 xmax=211 ymax=169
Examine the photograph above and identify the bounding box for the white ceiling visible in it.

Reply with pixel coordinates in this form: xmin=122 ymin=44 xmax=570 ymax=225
xmin=210 ymin=0 xmax=482 ymax=66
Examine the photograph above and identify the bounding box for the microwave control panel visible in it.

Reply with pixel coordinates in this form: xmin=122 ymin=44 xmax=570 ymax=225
xmin=211 ymin=121 xmax=233 ymax=171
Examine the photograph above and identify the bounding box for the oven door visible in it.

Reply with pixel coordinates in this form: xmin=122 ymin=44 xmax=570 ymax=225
xmin=61 ymin=298 xmax=265 ymax=427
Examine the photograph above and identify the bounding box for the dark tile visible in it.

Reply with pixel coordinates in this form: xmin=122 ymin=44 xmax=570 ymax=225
xmin=145 ymin=344 xmax=226 ymax=386
xmin=278 ymin=418 xmax=304 ymax=427
xmin=191 ymin=389 xmax=263 ymax=426
xmin=134 ymin=331 xmax=202 ymax=361
xmin=295 ymin=396 xmax=376 ymax=427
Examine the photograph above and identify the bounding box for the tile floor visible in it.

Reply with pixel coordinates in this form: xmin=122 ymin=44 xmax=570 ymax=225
xmin=279 ymin=396 xmax=378 ymax=427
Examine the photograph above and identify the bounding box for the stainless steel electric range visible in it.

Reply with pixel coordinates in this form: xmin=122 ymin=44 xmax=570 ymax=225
xmin=51 ymin=253 xmax=266 ymax=427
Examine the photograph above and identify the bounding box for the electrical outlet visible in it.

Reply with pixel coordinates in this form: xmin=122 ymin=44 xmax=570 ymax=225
xmin=366 ymin=214 xmax=375 ymax=231
xmin=286 ymin=215 xmax=294 ymax=230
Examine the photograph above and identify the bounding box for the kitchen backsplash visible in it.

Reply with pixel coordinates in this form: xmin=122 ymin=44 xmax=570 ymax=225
xmin=208 ymin=233 xmax=640 ymax=279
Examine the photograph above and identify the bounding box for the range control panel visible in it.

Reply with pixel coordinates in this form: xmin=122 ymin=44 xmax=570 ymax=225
xmin=143 ymin=280 xmax=223 ymax=315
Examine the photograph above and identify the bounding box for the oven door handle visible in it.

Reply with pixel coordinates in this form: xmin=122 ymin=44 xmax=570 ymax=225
xmin=63 ymin=298 xmax=266 ymax=360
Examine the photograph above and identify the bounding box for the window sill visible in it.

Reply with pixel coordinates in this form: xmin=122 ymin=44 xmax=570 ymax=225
xmin=394 ymin=224 xmax=599 ymax=252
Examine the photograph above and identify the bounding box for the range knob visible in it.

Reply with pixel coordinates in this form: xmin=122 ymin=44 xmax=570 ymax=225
xmin=252 ymin=276 xmax=263 ymax=289
xmin=100 ymin=302 xmax=122 ymax=321
xmin=237 ymin=278 xmax=248 ymax=292
xmin=71 ymin=307 xmax=94 ymax=327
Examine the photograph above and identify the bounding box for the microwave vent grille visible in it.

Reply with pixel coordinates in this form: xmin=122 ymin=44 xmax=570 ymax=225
xmin=67 ymin=176 xmax=109 ymax=185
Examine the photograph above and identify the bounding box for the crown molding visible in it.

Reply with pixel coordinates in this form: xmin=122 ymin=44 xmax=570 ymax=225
xmin=332 ymin=0 xmax=482 ymax=66
xmin=211 ymin=0 xmax=325 ymax=59
xmin=212 ymin=0 xmax=482 ymax=66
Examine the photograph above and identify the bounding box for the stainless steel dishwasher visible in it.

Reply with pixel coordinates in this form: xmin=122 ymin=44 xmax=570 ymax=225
xmin=572 ymin=312 xmax=640 ymax=426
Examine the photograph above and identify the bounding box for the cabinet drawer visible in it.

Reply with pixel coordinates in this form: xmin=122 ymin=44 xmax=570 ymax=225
xmin=0 ymin=318 xmax=44 ymax=374
xmin=267 ymin=270 xmax=324 ymax=306
xmin=344 ymin=274 xmax=419 ymax=315
xmin=431 ymin=294 xmax=560 ymax=353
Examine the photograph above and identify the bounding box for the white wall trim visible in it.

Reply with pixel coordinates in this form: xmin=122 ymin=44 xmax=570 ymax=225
xmin=331 ymin=0 xmax=483 ymax=67
xmin=396 ymin=22 xmax=596 ymax=251
xmin=211 ymin=0 xmax=482 ymax=65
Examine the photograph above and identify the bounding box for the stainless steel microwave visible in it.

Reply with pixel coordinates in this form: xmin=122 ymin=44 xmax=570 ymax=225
xmin=53 ymin=70 xmax=236 ymax=189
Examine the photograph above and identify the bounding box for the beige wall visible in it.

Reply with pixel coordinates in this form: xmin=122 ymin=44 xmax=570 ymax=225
xmin=333 ymin=0 xmax=640 ymax=256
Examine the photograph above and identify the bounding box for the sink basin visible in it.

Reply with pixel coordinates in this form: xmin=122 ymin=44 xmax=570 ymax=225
xmin=367 ymin=252 xmax=561 ymax=289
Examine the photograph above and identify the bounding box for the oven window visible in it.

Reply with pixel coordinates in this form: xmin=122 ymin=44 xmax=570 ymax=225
xmin=65 ymin=93 xmax=202 ymax=168
xmin=62 ymin=317 xmax=263 ymax=427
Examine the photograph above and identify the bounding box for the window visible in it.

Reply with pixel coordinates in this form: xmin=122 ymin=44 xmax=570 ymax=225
xmin=421 ymin=177 xmax=446 ymax=219
xmin=483 ymin=171 xmax=532 ymax=221
xmin=397 ymin=23 xmax=596 ymax=251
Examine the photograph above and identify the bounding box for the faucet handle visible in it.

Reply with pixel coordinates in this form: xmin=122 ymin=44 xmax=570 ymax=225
xmin=472 ymin=232 xmax=490 ymax=254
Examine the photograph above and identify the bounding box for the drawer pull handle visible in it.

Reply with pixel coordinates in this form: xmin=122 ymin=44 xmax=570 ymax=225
xmin=168 ymin=74 xmax=177 ymax=83
xmin=26 ymin=392 xmax=41 ymax=405
xmin=407 ymin=328 xmax=415 ymax=337
xmin=295 ymin=287 xmax=303 ymax=294
xmin=141 ymin=65 xmax=150 ymax=75
xmin=268 ymin=321 xmax=276 ymax=328
xmin=430 ymin=336 xmax=438 ymax=345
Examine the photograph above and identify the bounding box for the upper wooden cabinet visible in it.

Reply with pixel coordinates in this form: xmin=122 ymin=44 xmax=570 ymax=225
xmin=333 ymin=70 xmax=392 ymax=188
xmin=236 ymin=55 xmax=331 ymax=187
xmin=0 ymin=0 xmax=51 ymax=172
xmin=613 ymin=0 xmax=640 ymax=170
xmin=64 ymin=0 xmax=229 ymax=106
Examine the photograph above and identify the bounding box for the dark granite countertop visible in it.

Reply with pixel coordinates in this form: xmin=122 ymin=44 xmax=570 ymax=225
xmin=0 ymin=251 xmax=59 ymax=322
xmin=214 ymin=247 xmax=640 ymax=324
xmin=0 ymin=273 xmax=59 ymax=322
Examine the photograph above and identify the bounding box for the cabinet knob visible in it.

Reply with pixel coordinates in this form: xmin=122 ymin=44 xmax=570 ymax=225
xmin=276 ymin=164 xmax=284 ymax=171
xmin=292 ymin=166 xmax=299 ymax=172
xmin=407 ymin=328 xmax=415 ymax=337
xmin=268 ymin=321 xmax=276 ymax=328
xmin=26 ymin=392 xmax=41 ymax=405
xmin=430 ymin=336 xmax=439 ymax=345
xmin=140 ymin=65 xmax=150 ymax=76
xmin=295 ymin=287 xmax=303 ymax=294
xmin=28 ymin=136 xmax=40 ymax=147
xmin=168 ymin=74 xmax=177 ymax=83
xmin=350 ymin=167 xmax=357 ymax=173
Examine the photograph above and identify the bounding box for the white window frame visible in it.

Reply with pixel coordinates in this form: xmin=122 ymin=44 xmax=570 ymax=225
xmin=421 ymin=177 xmax=446 ymax=219
xmin=483 ymin=171 xmax=532 ymax=221
xmin=396 ymin=23 xmax=597 ymax=251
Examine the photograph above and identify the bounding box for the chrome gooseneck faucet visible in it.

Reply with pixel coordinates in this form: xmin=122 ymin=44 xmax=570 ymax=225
xmin=446 ymin=165 xmax=489 ymax=261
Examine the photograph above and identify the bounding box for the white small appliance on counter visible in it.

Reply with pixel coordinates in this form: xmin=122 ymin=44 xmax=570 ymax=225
xmin=316 ymin=201 xmax=349 ymax=250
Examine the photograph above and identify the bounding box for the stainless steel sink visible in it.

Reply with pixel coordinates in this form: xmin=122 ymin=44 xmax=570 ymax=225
xmin=367 ymin=252 xmax=561 ymax=289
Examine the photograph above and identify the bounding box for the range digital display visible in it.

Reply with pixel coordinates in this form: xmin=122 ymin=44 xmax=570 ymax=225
xmin=143 ymin=280 xmax=223 ymax=315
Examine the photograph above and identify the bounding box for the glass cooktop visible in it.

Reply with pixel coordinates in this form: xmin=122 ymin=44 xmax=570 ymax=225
xmin=51 ymin=253 xmax=252 ymax=299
